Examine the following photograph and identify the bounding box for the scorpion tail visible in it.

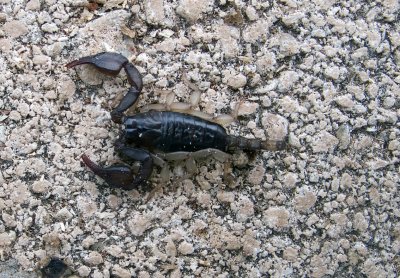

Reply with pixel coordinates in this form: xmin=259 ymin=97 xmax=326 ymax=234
xmin=227 ymin=135 xmax=287 ymax=151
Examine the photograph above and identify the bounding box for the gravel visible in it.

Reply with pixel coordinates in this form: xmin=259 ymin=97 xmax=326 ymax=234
xmin=0 ymin=0 xmax=399 ymax=277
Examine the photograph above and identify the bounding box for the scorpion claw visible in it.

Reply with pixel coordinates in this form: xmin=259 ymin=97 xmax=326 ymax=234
xmin=81 ymin=147 xmax=154 ymax=190
xmin=67 ymin=52 xmax=143 ymax=123
xmin=81 ymin=154 xmax=137 ymax=190
xmin=66 ymin=52 xmax=129 ymax=76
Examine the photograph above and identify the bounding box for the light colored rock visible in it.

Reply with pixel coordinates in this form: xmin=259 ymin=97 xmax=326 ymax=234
xmin=145 ymin=0 xmax=166 ymax=25
xmin=263 ymin=207 xmax=290 ymax=229
xmin=0 ymin=231 xmax=16 ymax=246
xmin=56 ymin=207 xmax=73 ymax=221
xmin=237 ymin=102 xmax=259 ymax=116
xmin=106 ymin=245 xmax=124 ymax=258
xmin=26 ymin=0 xmax=40 ymax=10
xmin=176 ymin=0 xmax=213 ymax=22
xmin=178 ymin=241 xmax=194 ymax=255
xmin=84 ymin=251 xmax=103 ymax=266
xmin=3 ymin=20 xmax=28 ymax=38
xmin=312 ymin=131 xmax=339 ymax=153
xmin=112 ymin=265 xmax=132 ymax=278
xmin=222 ymin=70 xmax=247 ymax=89
xmin=77 ymin=265 xmax=91 ymax=277
xmin=248 ymin=164 xmax=265 ymax=185
xmin=261 ymin=112 xmax=289 ymax=142
xmin=277 ymin=70 xmax=299 ymax=93
xmin=128 ymin=213 xmax=151 ymax=236
xmin=57 ymin=75 xmax=76 ymax=101
xmin=236 ymin=195 xmax=254 ymax=222
xmin=294 ymin=191 xmax=317 ymax=212
xmin=256 ymin=52 xmax=276 ymax=74
xmin=215 ymin=24 xmax=240 ymax=58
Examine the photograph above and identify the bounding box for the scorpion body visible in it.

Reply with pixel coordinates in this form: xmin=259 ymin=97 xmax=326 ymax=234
xmin=67 ymin=52 xmax=286 ymax=190
xmin=124 ymin=110 xmax=284 ymax=153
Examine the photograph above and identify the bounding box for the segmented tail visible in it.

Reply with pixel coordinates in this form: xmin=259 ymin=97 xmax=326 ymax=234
xmin=227 ymin=135 xmax=286 ymax=151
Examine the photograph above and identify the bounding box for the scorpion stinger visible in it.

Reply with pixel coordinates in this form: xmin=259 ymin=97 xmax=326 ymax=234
xmin=66 ymin=52 xmax=143 ymax=124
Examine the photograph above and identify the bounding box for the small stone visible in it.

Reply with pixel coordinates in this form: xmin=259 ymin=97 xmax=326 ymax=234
xmin=255 ymin=52 xmax=276 ymax=74
xmin=277 ymin=70 xmax=299 ymax=93
xmin=388 ymin=140 xmax=399 ymax=151
xmin=176 ymin=0 xmax=213 ymax=22
xmin=165 ymin=240 xmax=177 ymax=257
xmin=128 ymin=213 xmax=151 ymax=236
xmin=112 ymin=265 xmax=131 ymax=278
xmin=178 ymin=241 xmax=194 ymax=255
xmin=2 ymin=213 xmax=16 ymax=228
xmin=82 ymin=237 xmax=96 ymax=249
xmin=312 ymin=131 xmax=339 ymax=153
xmin=261 ymin=112 xmax=289 ymax=142
xmin=353 ymin=212 xmax=368 ymax=232
xmin=242 ymin=233 xmax=260 ymax=257
xmin=41 ymin=23 xmax=59 ymax=33
xmin=3 ymin=20 xmax=28 ymax=38
xmin=106 ymin=245 xmax=124 ymax=258
xmin=325 ymin=66 xmax=340 ymax=80
xmin=222 ymin=70 xmax=247 ymax=89
xmin=57 ymin=75 xmax=76 ymax=101
xmin=336 ymin=124 xmax=351 ymax=150
xmin=0 ymin=126 xmax=6 ymax=143
xmin=283 ymin=247 xmax=298 ymax=261
xmin=236 ymin=195 xmax=254 ymax=222
xmin=263 ymin=207 xmax=290 ymax=229
xmin=56 ymin=207 xmax=73 ymax=221
xmin=84 ymin=251 xmax=103 ymax=266
xmin=77 ymin=265 xmax=91 ymax=277
xmin=215 ymin=24 xmax=240 ymax=58
xmin=237 ymin=102 xmax=259 ymax=116
xmin=107 ymin=194 xmax=122 ymax=209
xmin=248 ymin=164 xmax=265 ymax=185
xmin=144 ymin=0 xmax=166 ymax=25
xmin=335 ymin=94 xmax=354 ymax=109
xmin=243 ymin=20 xmax=270 ymax=43
xmin=0 ymin=13 xmax=6 ymax=23
xmin=26 ymin=0 xmax=41 ymax=10
xmin=245 ymin=6 xmax=258 ymax=21
xmin=271 ymin=33 xmax=300 ymax=57
xmin=0 ymin=231 xmax=16 ymax=246
xmin=197 ymin=192 xmax=211 ymax=207
xmin=294 ymin=191 xmax=317 ymax=212
xmin=33 ymin=55 xmax=51 ymax=66
xmin=217 ymin=191 xmax=235 ymax=203
xmin=283 ymin=172 xmax=298 ymax=188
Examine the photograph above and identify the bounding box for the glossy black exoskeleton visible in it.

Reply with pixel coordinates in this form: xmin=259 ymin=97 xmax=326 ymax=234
xmin=67 ymin=52 xmax=286 ymax=190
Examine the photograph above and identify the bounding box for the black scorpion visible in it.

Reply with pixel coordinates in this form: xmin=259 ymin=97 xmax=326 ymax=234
xmin=67 ymin=52 xmax=286 ymax=190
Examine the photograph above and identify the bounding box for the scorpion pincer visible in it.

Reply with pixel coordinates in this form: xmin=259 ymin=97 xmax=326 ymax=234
xmin=67 ymin=52 xmax=286 ymax=190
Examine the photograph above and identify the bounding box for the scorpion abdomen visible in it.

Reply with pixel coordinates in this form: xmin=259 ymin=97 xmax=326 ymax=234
xmin=124 ymin=111 xmax=229 ymax=153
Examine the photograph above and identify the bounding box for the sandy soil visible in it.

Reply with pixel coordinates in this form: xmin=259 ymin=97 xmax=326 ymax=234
xmin=0 ymin=0 xmax=399 ymax=277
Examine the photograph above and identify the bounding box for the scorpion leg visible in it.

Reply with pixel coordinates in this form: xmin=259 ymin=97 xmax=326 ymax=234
xmin=81 ymin=147 xmax=153 ymax=190
xmin=67 ymin=52 xmax=143 ymax=123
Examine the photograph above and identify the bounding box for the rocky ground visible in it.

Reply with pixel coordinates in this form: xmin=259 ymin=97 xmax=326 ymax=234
xmin=0 ymin=0 xmax=399 ymax=277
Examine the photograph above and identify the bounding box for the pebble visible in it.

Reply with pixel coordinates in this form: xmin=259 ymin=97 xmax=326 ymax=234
xmin=176 ymin=0 xmax=213 ymax=22
xmin=84 ymin=251 xmax=103 ymax=266
xmin=312 ymin=131 xmax=339 ymax=153
xmin=3 ymin=20 xmax=28 ymax=38
xmin=178 ymin=241 xmax=194 ymax=255
xmin=222 ymin=70 xmax=247 ymax=89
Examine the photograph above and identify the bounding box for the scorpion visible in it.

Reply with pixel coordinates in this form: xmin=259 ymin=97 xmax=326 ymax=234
xmin=66 ymin=52 xmax=286 ymax=190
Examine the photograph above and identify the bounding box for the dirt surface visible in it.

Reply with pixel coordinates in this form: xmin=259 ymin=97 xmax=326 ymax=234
xmin=0 ymin=0 xmax=399 ymax=277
